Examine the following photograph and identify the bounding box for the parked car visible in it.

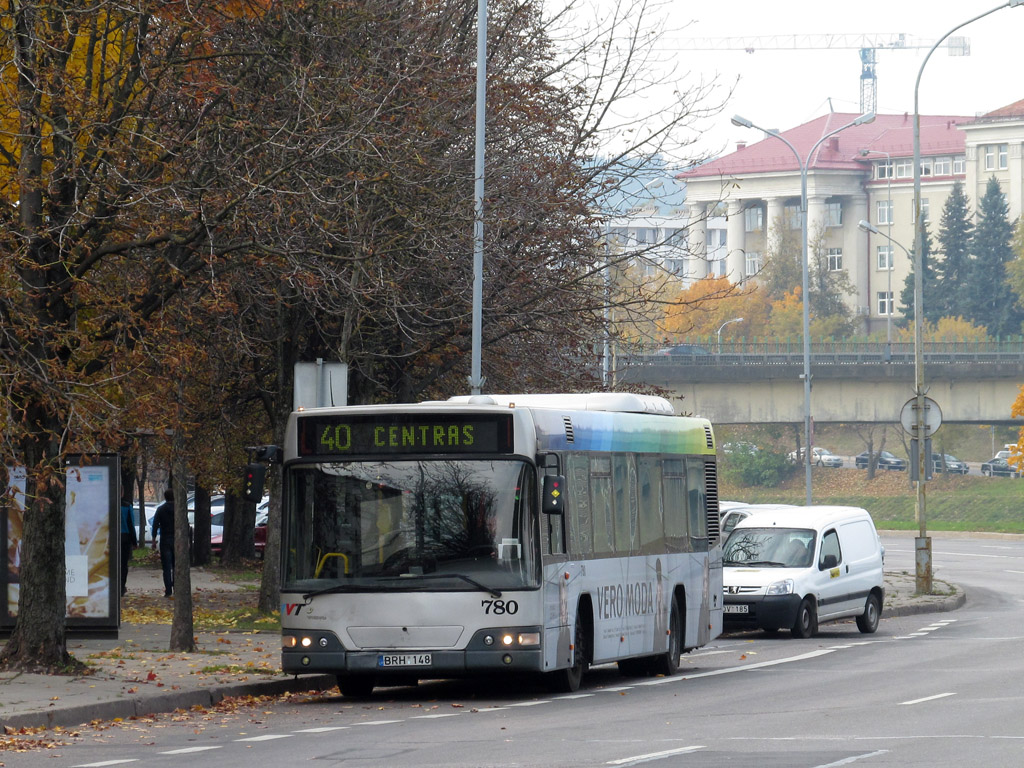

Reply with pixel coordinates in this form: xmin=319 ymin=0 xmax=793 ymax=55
xmin=722 ymin=505 xmax=885 ymax=637
xmin=980 ymin=456 xmax=1021 ymax=477
xmin=722 ymin=441 xmax=759 ymax=455
xmin=931 ymin=453 xmax=969 ymax=475
xmin=211 ymin=520 xmax=267 ymax=558
xmin=787 ymin=446 xmax=843 ymax=468
xmin=653 ymin=343 xmax=711 ymax=356
xmin=855 ymin=450 xmax=908 ymax=471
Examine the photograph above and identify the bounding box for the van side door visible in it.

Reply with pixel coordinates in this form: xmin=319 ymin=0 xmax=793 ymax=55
xmin=813 ymin=528 xmax=854 ymax=620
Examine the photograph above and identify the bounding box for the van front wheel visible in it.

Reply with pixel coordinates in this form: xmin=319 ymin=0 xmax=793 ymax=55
xmin=791 ymin=598 xmax=817 ymax=638
xmin=856 ymin=593 xmax=881 ymax=634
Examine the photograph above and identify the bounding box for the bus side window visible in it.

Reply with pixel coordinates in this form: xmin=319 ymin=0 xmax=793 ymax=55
xmin=687 ymin=458 xmax=708 ymax=543
xmin=663 ymin=459 xmax=688 ymax=552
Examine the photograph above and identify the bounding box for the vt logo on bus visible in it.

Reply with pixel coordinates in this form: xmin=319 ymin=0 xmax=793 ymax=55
xmin=595 ymin=580 xmax=656 ymax=619
xmin=283 ymin=603 xmax=304 ymax=616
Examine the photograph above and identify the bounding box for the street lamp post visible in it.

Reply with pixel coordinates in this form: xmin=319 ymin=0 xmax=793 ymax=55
xmin=716 ymin=317 xmax=744 ymax=353
xmin=910 ymin=0 xmax=1023 ymax=592
xmin=859 ymin=148 xmax=894 ymax=359
xmin=732 ymin=111 xmax=875 ymax=505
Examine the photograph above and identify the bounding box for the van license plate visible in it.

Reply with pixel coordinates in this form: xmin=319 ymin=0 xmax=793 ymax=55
xmin=378 ymin=654 xmax=432 ymax=667
xmin=724 ymin=604 xmax=749 ymax=614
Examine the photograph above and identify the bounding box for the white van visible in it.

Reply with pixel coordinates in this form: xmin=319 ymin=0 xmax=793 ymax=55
xmin=721 ymin=506 xmax=885 ymax=637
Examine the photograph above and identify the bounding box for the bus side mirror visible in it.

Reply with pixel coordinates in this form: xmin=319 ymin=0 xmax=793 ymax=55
xmin=542 ymin=475 xmax=566 ymax=515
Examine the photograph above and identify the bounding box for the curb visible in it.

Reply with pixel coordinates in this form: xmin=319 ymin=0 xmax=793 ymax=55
xmin=884 ymin=588 xmax=966 ymax=619
xmin=0 ymin=673 xmax=337 ymax=732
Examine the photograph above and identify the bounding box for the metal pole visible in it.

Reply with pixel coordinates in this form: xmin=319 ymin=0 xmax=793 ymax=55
xmin=469 ymin=0 xmax=487 ymax=395
xmin=732 ymin=112 xmax=873 ymax=506
xmin=910 ymin=0 xmax=1020 ymax=592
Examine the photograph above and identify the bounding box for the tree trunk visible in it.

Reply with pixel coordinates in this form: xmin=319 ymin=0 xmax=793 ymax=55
xmin=169 ymin=441 xmax=195 ymax=652
xmin=0 ymin=411 xmax=85 ymax=674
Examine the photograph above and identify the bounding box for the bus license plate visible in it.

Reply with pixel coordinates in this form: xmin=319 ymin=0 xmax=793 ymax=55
xmin=724 ymin=604 xmax=749 ymax=614
xmin=378 ymin=653 xmax=432 ymax=668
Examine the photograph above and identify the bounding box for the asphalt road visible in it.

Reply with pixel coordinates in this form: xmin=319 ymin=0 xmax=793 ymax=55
xmin=19 ymin=534 xmax=1024 ymax=768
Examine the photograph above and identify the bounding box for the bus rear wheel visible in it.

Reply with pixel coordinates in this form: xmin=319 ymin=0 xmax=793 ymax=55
xmin=336 ymin=674 xmax=375 ymax=698
xmin=650 ymin=597 xmax=682 ymax=677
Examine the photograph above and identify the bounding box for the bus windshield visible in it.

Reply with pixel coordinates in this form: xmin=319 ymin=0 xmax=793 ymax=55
xmin=283 ymin=459 xmax=538 ymax=592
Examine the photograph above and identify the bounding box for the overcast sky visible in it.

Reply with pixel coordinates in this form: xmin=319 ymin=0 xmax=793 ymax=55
xmin=605 ymin=0 xmax=1024 ymax=162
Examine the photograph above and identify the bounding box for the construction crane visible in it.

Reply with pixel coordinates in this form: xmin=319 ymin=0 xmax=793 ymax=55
xmin=675 ymin=34 xmax=970 ymax=114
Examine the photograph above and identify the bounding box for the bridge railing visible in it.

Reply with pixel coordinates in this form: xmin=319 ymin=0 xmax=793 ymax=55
xmin=626 ymin=337 xmax=1024 ymax=365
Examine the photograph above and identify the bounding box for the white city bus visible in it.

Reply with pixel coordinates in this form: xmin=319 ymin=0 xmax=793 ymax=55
xmin=279 ymin=392 xmax=723 ymax=697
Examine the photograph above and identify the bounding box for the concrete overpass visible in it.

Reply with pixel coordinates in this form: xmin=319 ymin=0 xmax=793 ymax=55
xmin=618 ymin=345 xmax=1024 ymax=425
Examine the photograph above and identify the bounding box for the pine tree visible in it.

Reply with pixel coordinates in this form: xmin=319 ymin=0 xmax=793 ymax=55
xmin=934 ymin=180 xmax=974 ymax=319
xmin=968 ymin=176 xmax=1023 ymax=336
xmin=899 ymin=221 xmax=940 ymax=324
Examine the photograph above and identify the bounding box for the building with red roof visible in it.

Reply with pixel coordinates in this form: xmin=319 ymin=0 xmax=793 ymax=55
xmin=678 ymin=107 xmax=1021 ymax=334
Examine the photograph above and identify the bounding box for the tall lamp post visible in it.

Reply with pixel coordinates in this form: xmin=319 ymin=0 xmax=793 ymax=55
xmin=716 ymin=317 xmax=743 ymax=353
xmin=469 ymin=0 xmax=487 ymax=395
xmin=910 ymin=0 xmax=1023 ymax=592
xmin=732 ymin=111 xmax=876 ymax=505
xmin=859 ymin=148 xmax=894 ymax=359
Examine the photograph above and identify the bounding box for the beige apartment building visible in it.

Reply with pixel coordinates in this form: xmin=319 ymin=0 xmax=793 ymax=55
xmin=680 ymin=100 xmax=1024 ymax=334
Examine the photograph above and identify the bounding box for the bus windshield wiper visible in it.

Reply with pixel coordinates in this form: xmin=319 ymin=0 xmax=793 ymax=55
xmin=403 ymin=572 xmax=502 ymax=598
xmin=303 ymin=572 xmax=501 ymax=600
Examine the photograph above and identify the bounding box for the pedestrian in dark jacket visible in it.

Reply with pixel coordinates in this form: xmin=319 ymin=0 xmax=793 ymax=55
xmin=151 ymin=489 xmax=175 ymax=597
xmin=120 ymin=497 xmax=138 ymax=597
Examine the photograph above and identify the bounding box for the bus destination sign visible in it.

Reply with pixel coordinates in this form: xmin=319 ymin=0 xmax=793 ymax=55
xmin=297 ymin=413 xmax=514 ymax=457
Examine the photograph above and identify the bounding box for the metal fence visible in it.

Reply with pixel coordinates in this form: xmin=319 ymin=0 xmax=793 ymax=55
xmin=627 ymin=338 xmax=1024 ymax=366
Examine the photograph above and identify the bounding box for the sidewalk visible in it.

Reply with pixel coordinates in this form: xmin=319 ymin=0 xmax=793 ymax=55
xmin=0 ymin=565 xmax=964 ymax=732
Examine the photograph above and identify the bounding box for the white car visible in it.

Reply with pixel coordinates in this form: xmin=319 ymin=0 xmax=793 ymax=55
xmin=787 ymin=446 xmax=843 ymax=468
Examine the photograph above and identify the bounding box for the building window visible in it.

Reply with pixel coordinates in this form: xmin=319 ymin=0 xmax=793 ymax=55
xmin=984 ymin=144 xmax=1008 ymax=171
xmin=875 ymin=162 xmax=894 ymax=180
xmin=953 ymin=155 xmax=966 ymax=174
xmin=824 ymin=202 xmax=842 ymax=227
xmin=784 ymin=205 xmax=801 ymax=230
xmin=934 ymin=157 xmax=952 ymax=176
xmin=911 ymin=199 xmax=930 ymax=223
xmin=744 ymin=205 xmax=763 ymax=232
xmin=895 ymin=159 xmax=913 ymax=178
xmin=877 ymin=292 xmax=893 ymax=316
xmin=634 ymin=227 xmax=658 ymax=245
xmin=920 ymin=158 xmax=933 ymax=177
xmin=877 ymin=245 xmax=893 ymax=271
xmin=665 ymin=228 xmax=686 ymax=246
xmin=877 ymin=200 xmax=893 ymax=225
xmin=745 ymin=251 xmax=762 ymax=276
xmin=826 ymin=248 xmax=843 ymax=271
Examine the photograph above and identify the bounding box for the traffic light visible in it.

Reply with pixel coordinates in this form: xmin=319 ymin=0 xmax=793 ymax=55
xmin=243 ymin=462 xmax=267 ymax=502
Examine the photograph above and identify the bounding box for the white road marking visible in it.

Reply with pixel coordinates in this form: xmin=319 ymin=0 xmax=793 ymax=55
xmin=236 ymin=734 xmax=293 ymax=742
xmin=899 ymin=692 xmax=956 ymax=706
xmin=557 ymin=693 xmax=596 ymax=699
xmin=411 ymin=713 xmax=460 ymax=719
xmin=354 ymin=719 xmax=403 ymax=725
xmin=506 ymin=700 xmax=551 ymax=707
xmin=607 ymin=745 xmax=705 ymax=765
xmin=73 ymin=761 xmax=140 ymax=767
xmin=813 ymin=749 xmax=889 ymax=767
xmin=294 ymin=726 xmax=350 ymax=732
xmin=158 ymin=747 xmax=222 ymax=754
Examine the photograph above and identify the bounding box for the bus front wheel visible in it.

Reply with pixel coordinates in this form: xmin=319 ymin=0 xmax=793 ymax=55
xmin=548 ymin=616 xmax=589 ymax=692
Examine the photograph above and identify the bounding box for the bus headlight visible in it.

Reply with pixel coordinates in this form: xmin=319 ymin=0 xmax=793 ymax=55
xmin=766 ymin=579 xmax=794 ymax=596
xmin=283 ymin=636 xmax=298 ymax=648
xmin=516 ymin=633 xmax=540 ymax=646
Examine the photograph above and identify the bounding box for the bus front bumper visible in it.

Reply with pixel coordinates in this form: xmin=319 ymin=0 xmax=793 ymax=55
xmin=282 ymin=627 xmax=544 ymax=677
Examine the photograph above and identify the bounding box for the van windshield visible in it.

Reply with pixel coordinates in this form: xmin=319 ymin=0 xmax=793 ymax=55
xmin=723 ymin=527 xmax=816 ymax=568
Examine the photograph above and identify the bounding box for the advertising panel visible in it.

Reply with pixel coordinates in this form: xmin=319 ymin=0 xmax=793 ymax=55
xmin=3 ymin=456 xmax=119 ymax=633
